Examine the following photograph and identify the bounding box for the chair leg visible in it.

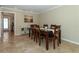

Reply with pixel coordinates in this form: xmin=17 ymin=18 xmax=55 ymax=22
xmin=57 ymin=39 xmax=59 ymax=46
xmin=35 ymin=32 xmax=38 ymax=43
xmin=31 ymin=33 xmax=33 ymax=39
xmin=59 ymin=30 xmax=61 ymax=44
xmin=34 ymin=35 xmax=35 ymax=41
xmin=57 ymin=34 xmax=60 ymax=46
xmin=41 ymin=37 xmax=43 ymax=42
xmin=36 ymin=36 xmax=37 ymax=43
xmin=39 ymin=38 xmax=41 ymax=46
xmin=53 ymin=39 xmax=55 ymax=49
xmin=34 ymin=33 xmax=36 ymax=41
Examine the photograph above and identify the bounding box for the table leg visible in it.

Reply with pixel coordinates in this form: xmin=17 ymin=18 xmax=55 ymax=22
xmin=45 ymin=33 xmax=49 ymax=50
xmin=29 ymin=29 xmax=30 ymax=37
xmin=59 ymin=30 xmax=61 ymax=44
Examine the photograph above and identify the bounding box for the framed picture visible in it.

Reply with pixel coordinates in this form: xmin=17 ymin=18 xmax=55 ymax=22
xmin=24 ymin=15 xmax=33 ymax=23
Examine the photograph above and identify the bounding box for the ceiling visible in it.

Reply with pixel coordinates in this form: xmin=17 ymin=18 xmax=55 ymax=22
xmin=0 ymin=5 xmax=60 ymax=13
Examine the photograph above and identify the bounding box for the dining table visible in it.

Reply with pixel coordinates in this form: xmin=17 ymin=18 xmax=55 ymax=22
xmin=28 ymin=27 xmax=61 ymax=50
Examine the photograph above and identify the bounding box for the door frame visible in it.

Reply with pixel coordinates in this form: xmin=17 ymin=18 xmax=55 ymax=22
xmin=3 ymin=17 xmax=9 ymax=31
xmin=1 ymin=11 xmax=16 ymax=36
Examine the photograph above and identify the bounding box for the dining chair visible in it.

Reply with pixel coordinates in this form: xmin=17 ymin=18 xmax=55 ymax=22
xmin=35 ymin=27 xmax=44 ymax=45
xmin=43 ymin=24 xmax=48 ymax=29
xmin=55 ymin=25 xmax=61 ymax=44
xmin=34 ymin=25 xmax=40 ymax=43
xmin=50 ymin=24 xmax=61 ymax=49
xmin=30 ymin=24 xmax=37 ymax=41
xmin=36 ymin=26 xmax=56 ymax=49
xmin=50 ymin=24 xmax=56 ymax=29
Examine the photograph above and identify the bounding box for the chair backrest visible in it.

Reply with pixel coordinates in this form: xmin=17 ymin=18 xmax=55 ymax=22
xmin=50 ymin=24 xmax=56 ymax=29
xmin=35 ymin=25 xmax=39 ymax=28
xmin=43 ymin=24 xmax=48 ymax=29
xmin=55 ymin=25 xmax=61 ymax=37
xmin=30 ymin=24 xmax=34 ymax=28
xmin=56 ymin=25 xmax=61 ymax=31
xmin=30 ymin=24 xmax=38 ymax=28
xmin=50 ymin=25 xmax=61 ymax=37
xmin=30 ymin=24 xmax=37 ymax=34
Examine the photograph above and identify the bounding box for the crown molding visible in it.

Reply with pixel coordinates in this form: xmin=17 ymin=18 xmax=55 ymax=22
xmin=39 ymin=5 xmax=63 ymax=14
xmin=0 ymin=7 xmax=39 ymax=14
xmin=0 ymin=6 xmax=63 ymax=14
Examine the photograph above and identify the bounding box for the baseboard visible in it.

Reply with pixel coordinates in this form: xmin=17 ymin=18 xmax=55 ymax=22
xmin=15 ymin=33 xmax=28 ymax=36
xmin=15 ymin=33 xmax=21 ymax=36
xmin=62 ymin=38 xmax=79 ymax=45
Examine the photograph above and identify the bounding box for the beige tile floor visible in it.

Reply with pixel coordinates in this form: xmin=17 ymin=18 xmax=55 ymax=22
xmin=0 ymin=32 xmax=79 ymax=53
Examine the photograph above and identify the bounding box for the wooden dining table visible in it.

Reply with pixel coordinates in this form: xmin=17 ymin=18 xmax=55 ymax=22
xmin=28 ymin=27 xmax=61 ymax=50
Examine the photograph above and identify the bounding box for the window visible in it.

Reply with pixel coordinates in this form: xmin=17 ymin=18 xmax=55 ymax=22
xmin=3 ymin=18 xmax=9 ymax=29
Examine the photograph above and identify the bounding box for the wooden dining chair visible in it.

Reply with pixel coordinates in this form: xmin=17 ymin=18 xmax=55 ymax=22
xmin=35 ymin=27 xmax=45 ymax=46
xmin=51 ymin=25 xmax=61 ymax=48
xmin=35 ymin=26 xmax=56 ymax=49
xmin=35 ymin=24 xmax=48 ymax=43
xmin=34 ymin=25 xmax=40 ymax=43
xmin=48 ymin=27 xmax=56 ymax=49
xmin=43 ymin=24 xmax=48 ymax=29
xmin=30 ymin=24 xmax=37 ymax=41
xmin=50 ymin=24 xmax=56 ymax=29
xmin=55 ymin=25 xmax=61 ymax=44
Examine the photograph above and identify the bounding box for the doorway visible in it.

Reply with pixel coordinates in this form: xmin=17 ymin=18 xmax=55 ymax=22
xmin=3 ymin=17 xmax=9 ymax=32
xmin=1 ymin=12 xmax=15 ymax=41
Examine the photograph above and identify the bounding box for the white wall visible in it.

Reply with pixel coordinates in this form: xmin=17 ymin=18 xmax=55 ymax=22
xmin=15 ymin=12 xmax=39 ymax=35
xmin=0 ymin=12 xmax=1 ymax=38
xmin=39 ymin=6 xmax=79 ymax=43
xmin=0 ymin=8 xmax=39 ymax=36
